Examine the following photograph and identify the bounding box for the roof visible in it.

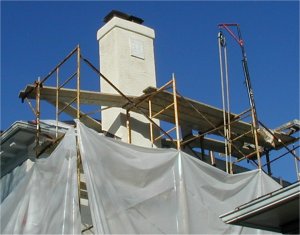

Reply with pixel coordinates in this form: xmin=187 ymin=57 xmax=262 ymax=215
xmin=0 ymin=121 xmax=68 ymax=177
xmin=103 ymin=10 xmax=144 ymax=24
xmin=220 ymin=181 xmax=300 ymax=234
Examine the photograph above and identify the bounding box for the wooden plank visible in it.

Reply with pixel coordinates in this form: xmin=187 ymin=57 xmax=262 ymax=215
xmin=19 ymin=85 xmax=132 ymax=107
xmin=19 ymin=85 xmax=298 ymax=150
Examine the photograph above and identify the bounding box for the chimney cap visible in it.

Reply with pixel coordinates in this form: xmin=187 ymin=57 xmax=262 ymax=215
xmin=103 ymin=10 xmax=144 ymax=24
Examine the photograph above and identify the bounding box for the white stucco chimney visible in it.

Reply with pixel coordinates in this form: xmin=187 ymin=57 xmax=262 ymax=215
xmin=97 ymin=11 xmax=159 ymax=147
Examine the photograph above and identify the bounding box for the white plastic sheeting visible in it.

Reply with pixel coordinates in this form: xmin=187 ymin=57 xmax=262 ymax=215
xmin=1 ymin=121 xmax=282 ymax=234
xmin=1 ymin=159 xmax=34 ymax=203
xmin=0 ymin=128 xmax=81 ymax=234
xmin=77 ymin=122 xmax=281 ymax=234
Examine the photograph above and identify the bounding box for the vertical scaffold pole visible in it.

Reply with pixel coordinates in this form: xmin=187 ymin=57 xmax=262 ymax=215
xmin=126 ymin=110 xmax=132 ymax=144
xmin=55 ymin=68 xmax=59 ymax=138
xmin=35 ymin=77 xmax=41 ymax=158
xmin=218 ymin=32 xmax=229 ymax=173
xmin=148 ymin=99 xmax=154 ymax=147
xmin=77 ymin=45 xmax=81 ymax=119
xmin=223 ymin=35 xmax=233 ymax=174
xmin=76 ymin=45 xmax=81 ymax=212
xmin=172 ymin=74 xmax=181 ymax=151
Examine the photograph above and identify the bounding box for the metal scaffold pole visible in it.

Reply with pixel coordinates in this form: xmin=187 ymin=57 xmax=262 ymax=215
xmin=218 ymin=32 xmax=229 ymax=173
xmin=35 ymin=77 xmax=41 ymax=158
xmin=172 ymin=74 xmax=181 ymax=151
xmin=76 ymin=45 xmax=82 ymax=212
xmin=148 ymin=99 xmax=154 ymax=147
xmin=77 ymin=45 xmax=81 ymax=119
xmin=224 ymin=42 xmax=233 ymax=173
xmin=126 ymin=110 xmax=132 ymax=144
xmin=218 ymin=32 xmax=231 ymax=173
xmin=55 ymin=68 xmax=59 ymax=138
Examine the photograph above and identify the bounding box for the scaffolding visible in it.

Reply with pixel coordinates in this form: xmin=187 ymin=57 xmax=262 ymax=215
xmin=17 ymin=44 xmax=299 ymax=231
xmin=19 ymin=43 xmax=299 ymax=178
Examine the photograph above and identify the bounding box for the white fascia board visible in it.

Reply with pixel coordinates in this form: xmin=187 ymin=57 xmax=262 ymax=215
xmin=219 ymin=181 xmax=300 ymax=224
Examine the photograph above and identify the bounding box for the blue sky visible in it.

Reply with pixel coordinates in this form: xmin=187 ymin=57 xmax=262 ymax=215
xmin=1 ymin=1 xmax=299 ymax=182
